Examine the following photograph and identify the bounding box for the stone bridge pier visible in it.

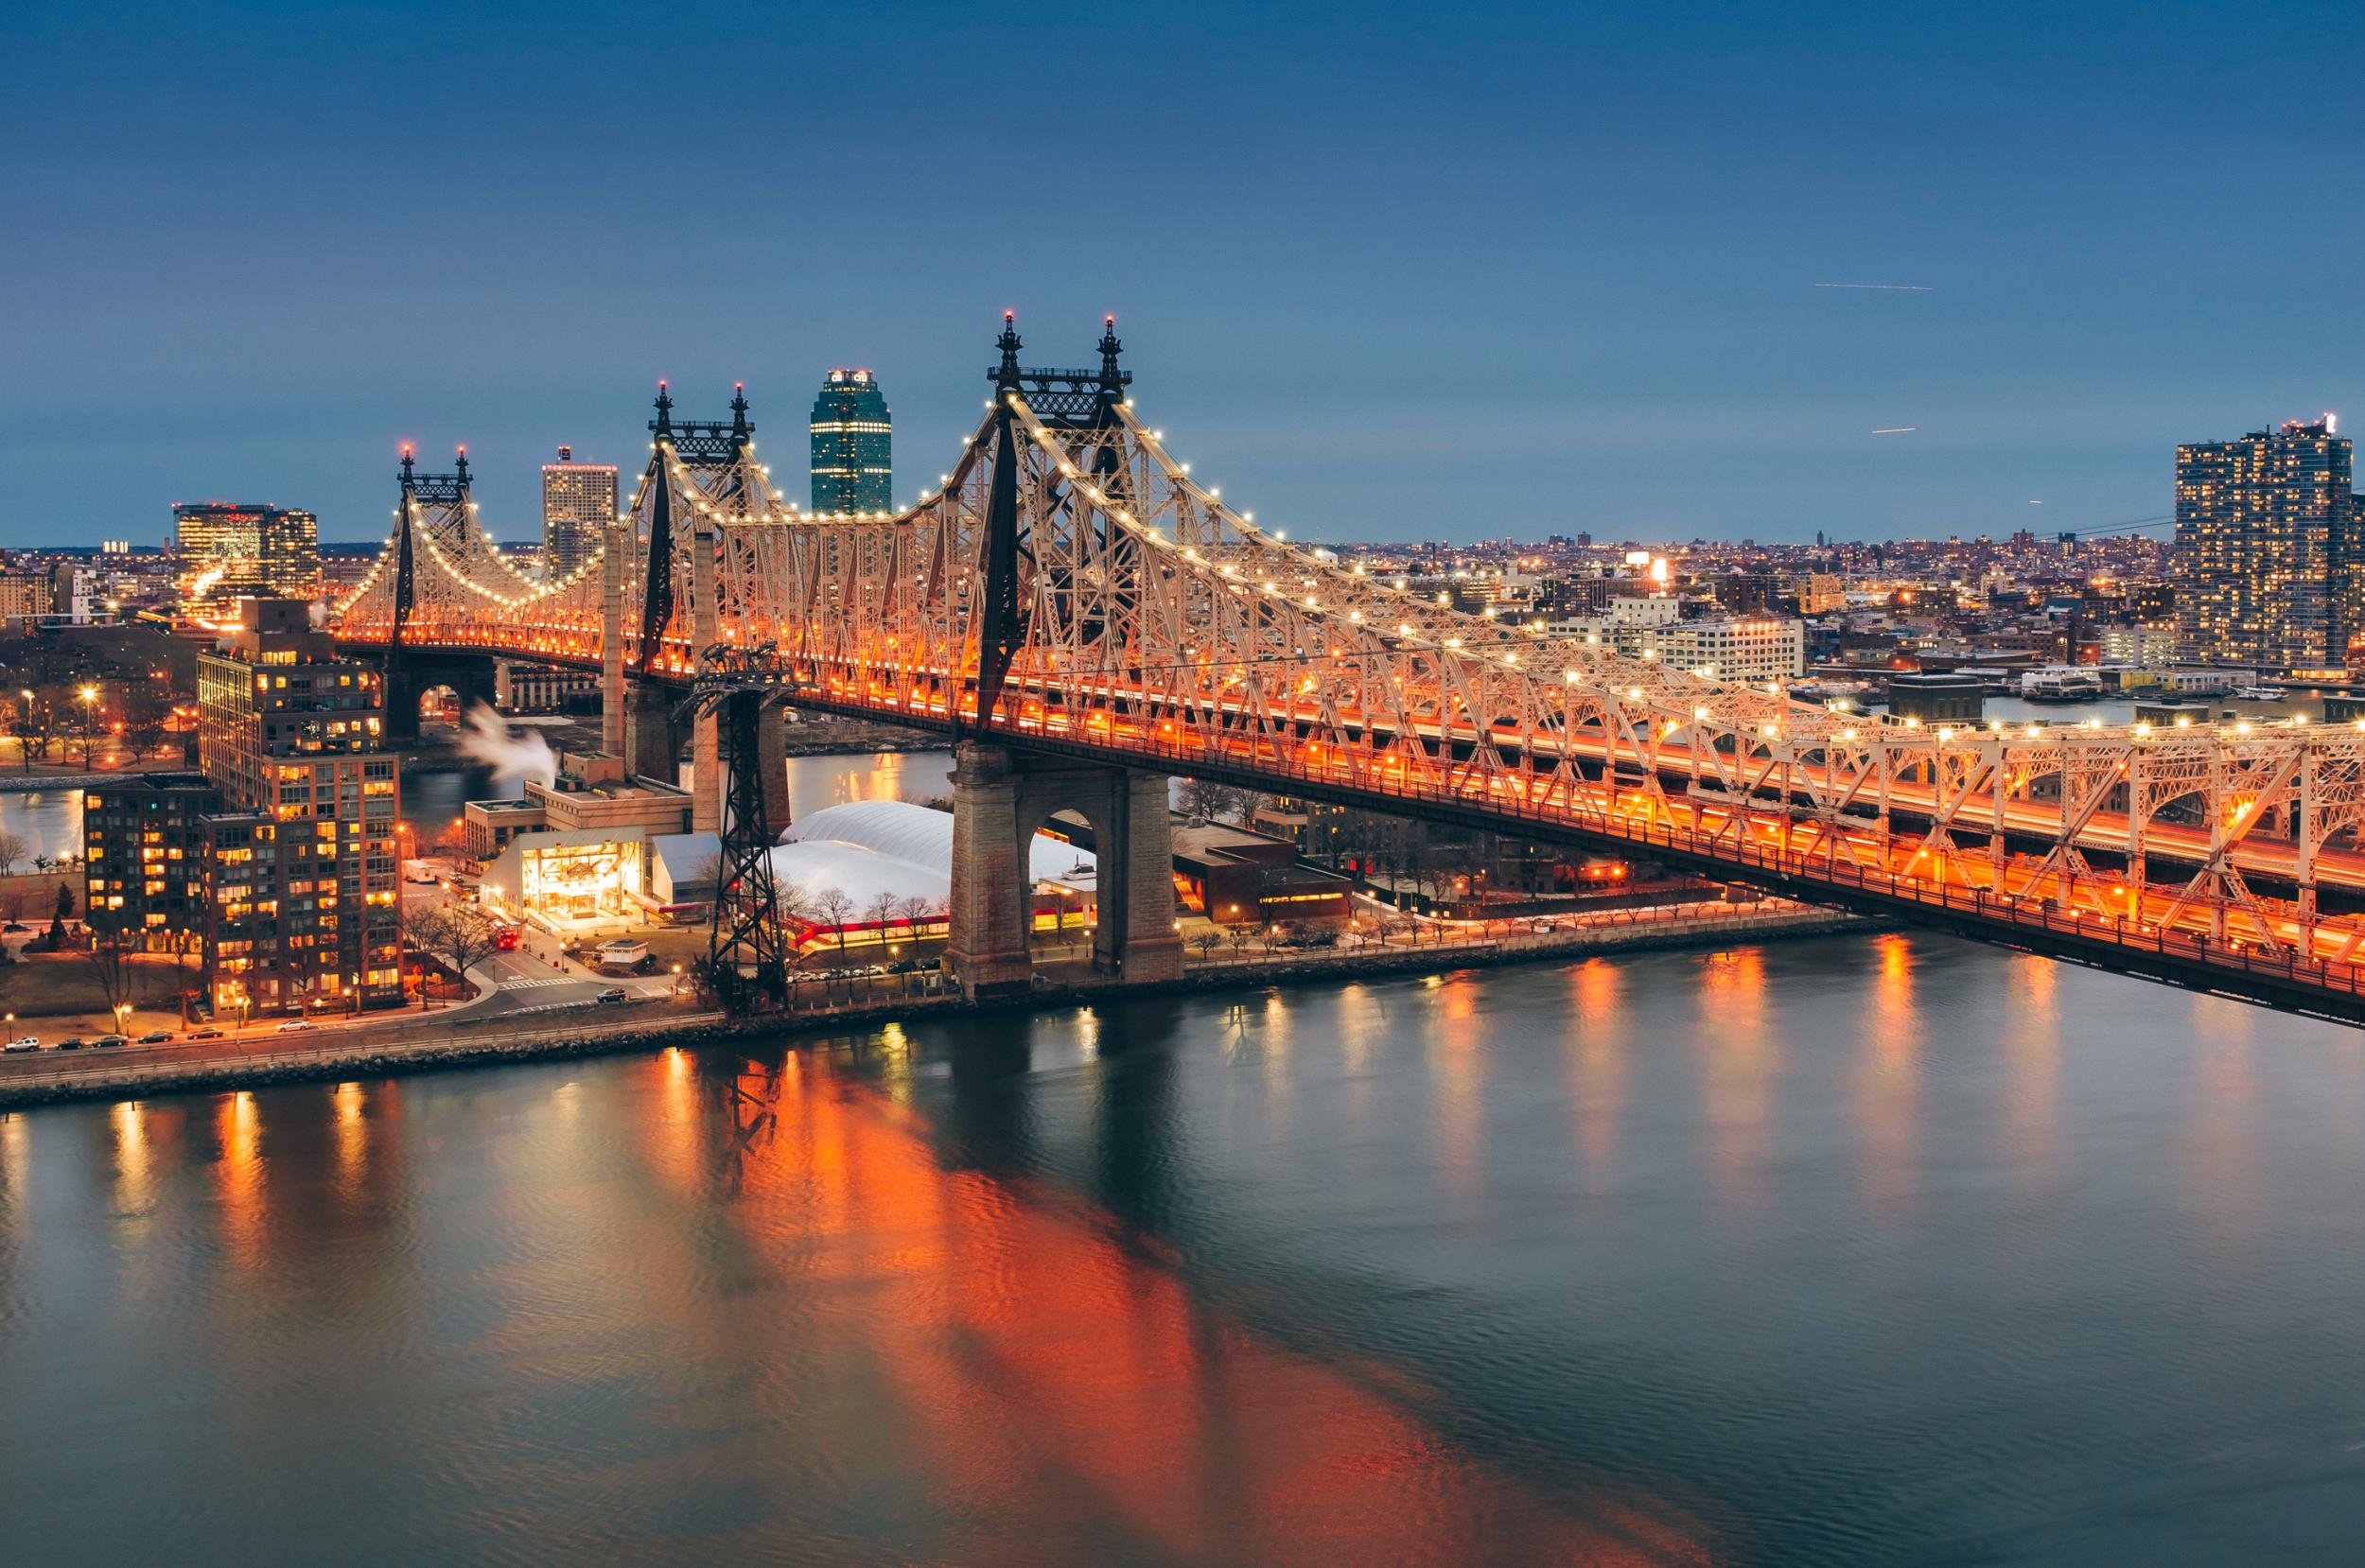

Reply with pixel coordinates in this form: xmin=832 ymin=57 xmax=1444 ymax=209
xmin=383 ymin=652 xmax=498 ymax=743
xmin=945 ymin=741 xmax=1182 ymax=1000
xmin=622 ymin=679 xmax=680 ymax=785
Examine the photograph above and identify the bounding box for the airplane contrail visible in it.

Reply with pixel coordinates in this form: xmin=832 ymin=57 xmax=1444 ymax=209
xmin=1871 ymin=427 xmax=1917 ymax=434
xmin=1815 ymin=282 xmax=1935 ymax=291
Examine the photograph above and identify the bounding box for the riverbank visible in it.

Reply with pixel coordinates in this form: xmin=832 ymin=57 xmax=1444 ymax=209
xmin=0 ymin=904 xmax=1864 ymax=1110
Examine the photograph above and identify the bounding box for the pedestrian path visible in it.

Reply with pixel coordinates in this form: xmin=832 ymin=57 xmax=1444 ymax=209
xmin=498 ymin=976 xmax=591 ymax=992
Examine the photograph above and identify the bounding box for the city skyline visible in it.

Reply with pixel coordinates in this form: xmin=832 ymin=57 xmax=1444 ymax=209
xmin=9 ymin=3 xmax=2365 ymax=549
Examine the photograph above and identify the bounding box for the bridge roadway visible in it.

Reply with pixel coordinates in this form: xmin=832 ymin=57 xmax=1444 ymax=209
xmin=344 ymin=628 xmax=2365 ymax=1024
xmin=365 ymin=627 xmax=2358 ymax=913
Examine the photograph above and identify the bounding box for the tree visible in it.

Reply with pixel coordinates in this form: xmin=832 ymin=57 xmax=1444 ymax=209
xmin=408 ymin=902 xmax=503 ymax=1002
xmin=0 ymin=831 xmax=27 ymax=877
xmin=896 ymin=894 xmax=937 ymax=930
xmin=1179 ymin=777 xmax=1235 ymax=822
xmin=1191 ymin=930 xmax=1220 ymax=963
xmin=169 ymin=929 xmax=201 ymax=1026
xmin=810 ymin=886 xmax=855 ymax=978
xmin=1224 ymin=924 xmax=1252 ymax=958
xmin=82 ymin=935 xmax=134 ymax=1032
xmin=865 ymin=888 xmax=902 ymax=943
xmin=120 ymin=687 xmax=169 ymax=760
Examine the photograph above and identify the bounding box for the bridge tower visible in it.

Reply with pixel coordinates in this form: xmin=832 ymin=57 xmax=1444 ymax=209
xmin=614 ymin=381 xmax=772 ymax=803
xmin=382 ymin=446 xmax=501 ymax=741
xmin=944 ymin=315 xmax=1182 ymax=998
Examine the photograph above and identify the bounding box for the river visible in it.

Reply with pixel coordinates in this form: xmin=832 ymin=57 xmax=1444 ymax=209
xmin=4 ymin=932 xmax=2363 ymax=1564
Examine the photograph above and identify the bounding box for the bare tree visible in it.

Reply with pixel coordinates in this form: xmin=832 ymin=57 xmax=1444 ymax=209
xmin=120 ymin=687 xmax=169 ymax=760
xmin=1224 ymin=924 xmax=1252 ymax=959
xmin=865 ymin=888 xmax=901 ymax=943
xmin=408 ymin=902 xmax=503 ymax=1002
xmin=170 ymin=930 xmax=201 ymax=1026
xmin=810 ymin=885 xmax=855 ymax=976
xmin=1178 ymin=777 xmax=1234 ymax=821
xmin=896 ymin=894 xmax=937 ymax=930
xmin=82 ymin=935 xmax=134 ymax=1033
xmin=1191 ymin=930 xmax=1220 ymax=963
xmin=0 ymin=831 xmax=27 ymax=877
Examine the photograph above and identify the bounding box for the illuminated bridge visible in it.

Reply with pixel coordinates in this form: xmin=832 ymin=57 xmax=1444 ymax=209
xmin=337 ymin=318 xmax=2365 ymax=1022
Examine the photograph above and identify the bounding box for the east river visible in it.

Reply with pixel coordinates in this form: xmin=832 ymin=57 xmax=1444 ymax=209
xmin=5 ymin=927 xmax=2365 ymax=1564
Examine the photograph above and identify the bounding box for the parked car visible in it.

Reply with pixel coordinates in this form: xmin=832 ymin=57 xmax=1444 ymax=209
xmin=187 ymin=1027 xmax=224 ymax=1040
xmin=2 ymin=1036 xmax=37 ymax=1054
xmin=594 ymin=987 xmax=629 ymax=1006
xmin=94 ymin=1034 xmax=127 ymax=1049
xmin=274 ymin=1019 xmax=319 ymax=1034
xmin=54 ymin=1037 xmax=84 ymax=1051
xmin=137 ymin=1031 xmax=173 ymax=1044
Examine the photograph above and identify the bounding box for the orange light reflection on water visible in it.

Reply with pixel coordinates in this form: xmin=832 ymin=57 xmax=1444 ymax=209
xmin=1855 ymin=935 xmax=1922 ymax=1214
xmin=722 ymin=1053 xmax=1713 ymax=1566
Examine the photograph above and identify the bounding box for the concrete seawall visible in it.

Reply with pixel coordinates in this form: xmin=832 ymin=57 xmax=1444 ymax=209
xmin=0 ymin=907 xmax=1866 ymax=1111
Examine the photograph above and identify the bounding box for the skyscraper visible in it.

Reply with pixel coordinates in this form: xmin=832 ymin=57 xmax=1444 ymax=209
xmin=173 ymin=502 xmax=321 ymax=610
xmin=541 ymin=445 xmax=618 ymax=582
xmin=810 ymin=368 xmax=892 ymax=514
xmin=2175 ymin=416 xmax=2354 ymax=669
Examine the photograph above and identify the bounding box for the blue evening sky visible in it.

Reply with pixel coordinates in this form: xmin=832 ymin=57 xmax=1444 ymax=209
xmin=5 ymin=1 xmax=2360 ymax=548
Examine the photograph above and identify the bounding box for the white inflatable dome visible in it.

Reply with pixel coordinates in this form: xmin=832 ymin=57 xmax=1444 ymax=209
xmin=768 ymin=799 xmax=1093 ymax=920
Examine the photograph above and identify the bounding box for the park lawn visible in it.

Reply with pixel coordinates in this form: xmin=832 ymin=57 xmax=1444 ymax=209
xmin=0 ymin=950 xmax=198 ymax=1035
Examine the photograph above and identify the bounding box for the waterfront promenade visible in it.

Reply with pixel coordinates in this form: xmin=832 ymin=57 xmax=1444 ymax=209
xmin=0 ymin=901 xmax=1857 ymax=1109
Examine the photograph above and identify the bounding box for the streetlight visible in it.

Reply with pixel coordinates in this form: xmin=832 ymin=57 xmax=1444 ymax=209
xmin=77 ymin=686 xmax=96 ymax=769
xmin=670 ymin=962 xmax=683 ymax=999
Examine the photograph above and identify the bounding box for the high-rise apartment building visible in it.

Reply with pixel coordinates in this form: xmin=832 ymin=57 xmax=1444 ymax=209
xmin=2175 ymin=417 xmax=2354 ymax=669
xmin=173 ymin=502 xmax=321 ymax=610
xmin=810 ymin=368 xmax=892 ymax=514
xmin=540 ymin=445 xmax=618 ymax=582
xmin=193 ymin=599 xmax=403 ymax=1018
xmin=84 ymin=771 xmax=222 ymax=954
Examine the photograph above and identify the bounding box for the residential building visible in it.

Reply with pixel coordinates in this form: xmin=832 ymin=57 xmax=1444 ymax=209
xmin=2099 ymin=624 xmax=2177 ymax=669
xmin=540 ymin=445 xmax=618 ymax=582
xmin=810 ymin=368 xmax=892 ymax=514
xmin=1648 ymin=618 xmax=1807 ymax=683
xmin=82 ymin=771 xmax=221 ymax=952
xmin=0 ymin=572 xmax=48 ymax=620
xmin=2174 ymin=417 xmax=2352 ymax=668
xmin=195 ymin=598 xmax=402 ymax=1018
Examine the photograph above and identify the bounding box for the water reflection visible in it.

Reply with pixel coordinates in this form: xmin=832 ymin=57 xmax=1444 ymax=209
xmin=0 ymin=788 xmax=91 ymax=863
xmin=1696 ymin=948 xmax=1775 ymax=1212
xmin=781 ymin=749 xmax=955 ymax=822
xmin=1854 ymin=934 xmax=1922 ymax=1214
xmin=12 ymin=932 xmax=2365 ymax=1563
xmin=113 ymin=1099 xmax=152 ymax=1214
xmin=2185 ymin=998 xmax=2262 ymax=1246
xmin=1566 ymin=958 xmax=1629 ymax=1183
xmin=2002 ymin=957 xmax=2061 ymax=1181
xmin=212 ymin=1090 xmax=266 ymax=1269
xmin=723 ymin=1050 xmax=1698 ymax=1563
